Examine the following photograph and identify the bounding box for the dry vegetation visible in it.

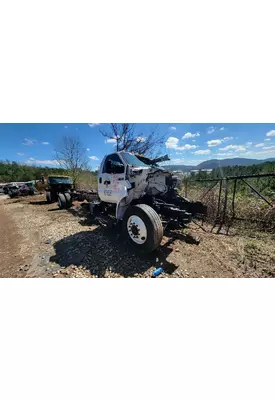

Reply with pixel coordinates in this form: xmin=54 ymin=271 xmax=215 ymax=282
xmin=185 ymin=182 xmax=275 ymax=233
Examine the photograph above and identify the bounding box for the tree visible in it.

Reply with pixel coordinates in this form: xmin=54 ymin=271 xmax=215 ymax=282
xmin=55 ymin=136 xmax=89 ymax=186
xmin=100 ymin=123 xmax=167 ymax=157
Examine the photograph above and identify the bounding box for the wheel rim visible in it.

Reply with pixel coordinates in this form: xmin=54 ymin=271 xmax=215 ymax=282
xmin=127 ymin=215 xmax=147 ymax=244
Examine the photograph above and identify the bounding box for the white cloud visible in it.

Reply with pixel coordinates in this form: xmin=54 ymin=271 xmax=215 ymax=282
xmin=216 ymin=152 xmax=234 ymax=157
xmin=207 ymin=126 xmax=216 ymax=134
xmin=23 ymin=138 xmax=50 ymax=146
xmin=246 ymin=142 xmax=253 ymax=146
xmin=168 ymin=126 xmax=176 ymax=131
xmin=220 ymin=127 xmax=225 ymax=131
xmin=165 ymin=137 xmax=197 ymax=151
xmin=182 ymin=132 xmax=200 ymax=139
xmin=26 ymin=158 xmax=58 ymax=166
xmin=88 ymin=123 xmax=100 ymax=128
xmin=106 ymin=138 xmax=117 ymax=144
xmin=86 ymin=148 xmax=90 ymax=151
xmin=263 ymin=145 xmax=275 ymax=150
xmin=219 ymin=144 xmax=246 ymax=152
xmin=136 ymin=136 xmax=146 ymax=143
xmin=169 ymin=159 xmax=186 ymax=165
xmin=207 ymin=139 xmax=222 ymax=147
xmin=264 ymin=138 xmax=271 ymax=141
xmin=254 ymin=143 xmax=265 ymax=148
xmin=177 ymin=144 xmax=197 ymax=150
xmin=266 ymin=130 xmax=275 ymax=137
xmin=165 ymin=137 xmax=179 ymax=149
xmin=23 ymin=138 xmax=36 ymax=146
xmin=255 ymin=149 xmax=275 ymax=155
xmin=207 ymin=137 xmax=234 ymax=147
xmin=193 ymin=149 xmax=211 ymax=155
xmin=89 ymin=156 xmax=99 ymax=160
xmin=16 ymin=152 xmax=25 ymax=156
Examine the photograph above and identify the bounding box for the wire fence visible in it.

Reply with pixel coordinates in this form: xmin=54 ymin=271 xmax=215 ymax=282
xmin=183 ymin=173 xmax=275 ymax=234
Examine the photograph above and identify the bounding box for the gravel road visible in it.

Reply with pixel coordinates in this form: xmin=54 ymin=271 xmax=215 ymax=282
xmin=0 ymin=194 xmax=274 ymax=278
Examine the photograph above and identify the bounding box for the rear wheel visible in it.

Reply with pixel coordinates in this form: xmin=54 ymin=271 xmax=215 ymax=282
xmin=122 ymin=204 xmax=163 ymax=253
xmin=64 ymin=192 xmax=72 ymax=208
xmin=58 ymin=193 xmax=67 ymax=209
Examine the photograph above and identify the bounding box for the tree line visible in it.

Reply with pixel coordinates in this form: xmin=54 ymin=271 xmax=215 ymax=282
xmin=0 ymin=160 xmax=97 ymax=187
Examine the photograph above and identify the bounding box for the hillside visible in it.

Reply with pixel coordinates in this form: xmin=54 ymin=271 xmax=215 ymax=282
xmin=197 ymin=157 xmax=275 ymax=169
xmin=165 ymin=157 xmax=275 ymax=172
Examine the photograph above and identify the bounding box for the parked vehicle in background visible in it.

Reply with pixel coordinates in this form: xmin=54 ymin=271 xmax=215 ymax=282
xmin=2 ymin=182 xmax=37 ymax=198
xmin=19 ymin=184 xmax=35 ymax=196
xmin=3 ymin=184 xmax=20 ymax=198
xmin=43 ymin=175 xmax=74 ymax=208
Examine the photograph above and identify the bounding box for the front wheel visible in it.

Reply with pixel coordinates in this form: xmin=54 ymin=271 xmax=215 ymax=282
xmin=122 ymin=204 xmax=163 ymax=253
xmin=64 ymin=192 xmax=72 ymax=208
xmin=58 ymin=193 xmax=67 ymax=209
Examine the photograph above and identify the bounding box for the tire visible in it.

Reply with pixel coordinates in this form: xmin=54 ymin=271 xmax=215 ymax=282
xmin=46 ymin=191 xmax=52 ymax=203
xmin=58 ymin=193 xmax=66 ymax=209
xmin=122 ymin=204 xmax=163 ymax=253
xmin=64 ymin=192 xmax=72 ymax=208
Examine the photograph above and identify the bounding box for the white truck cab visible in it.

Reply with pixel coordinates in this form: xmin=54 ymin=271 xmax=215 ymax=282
xmin=98 ymin=152 xmax=151 ymax=212
xmin=94 ymin=151 xmax=206 ymax=253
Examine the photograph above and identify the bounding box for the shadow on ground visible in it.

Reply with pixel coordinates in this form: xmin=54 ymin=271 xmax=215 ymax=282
xmin=30 ymin=200 xmax=49 ymax=205
xmin=49 ymin=224 xmax=199 ymax=277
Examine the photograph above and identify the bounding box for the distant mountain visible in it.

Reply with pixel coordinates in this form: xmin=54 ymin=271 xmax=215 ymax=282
xmin=197 ymin=157 xmax=275 ymax=169
xmin=165 ymin=157 xmax=275 ymax=172
xmin=165 ymin=165 xmax=193 ymax=172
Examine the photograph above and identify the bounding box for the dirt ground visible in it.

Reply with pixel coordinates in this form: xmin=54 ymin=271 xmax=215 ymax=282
xmin=0 ymin=194 xmax=275 ymax=278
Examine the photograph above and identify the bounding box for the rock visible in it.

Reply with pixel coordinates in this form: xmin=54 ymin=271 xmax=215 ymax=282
xmin=45 ymin=239 xmax=51 ymax=244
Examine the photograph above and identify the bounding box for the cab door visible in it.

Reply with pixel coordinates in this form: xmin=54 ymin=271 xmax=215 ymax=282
xmin=98 ymin=153 xmax=129 ymax=203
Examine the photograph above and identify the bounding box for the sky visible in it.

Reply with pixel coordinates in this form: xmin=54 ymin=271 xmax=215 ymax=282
xmin=0 ymin=123 xmax=275 ymax=168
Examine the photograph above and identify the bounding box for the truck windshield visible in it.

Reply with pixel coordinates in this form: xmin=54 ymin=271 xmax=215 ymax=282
xmin=48 ymin=177 xmax=73 ymax=185
xmin=120 ymin=153 xmax=148 ymax=167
